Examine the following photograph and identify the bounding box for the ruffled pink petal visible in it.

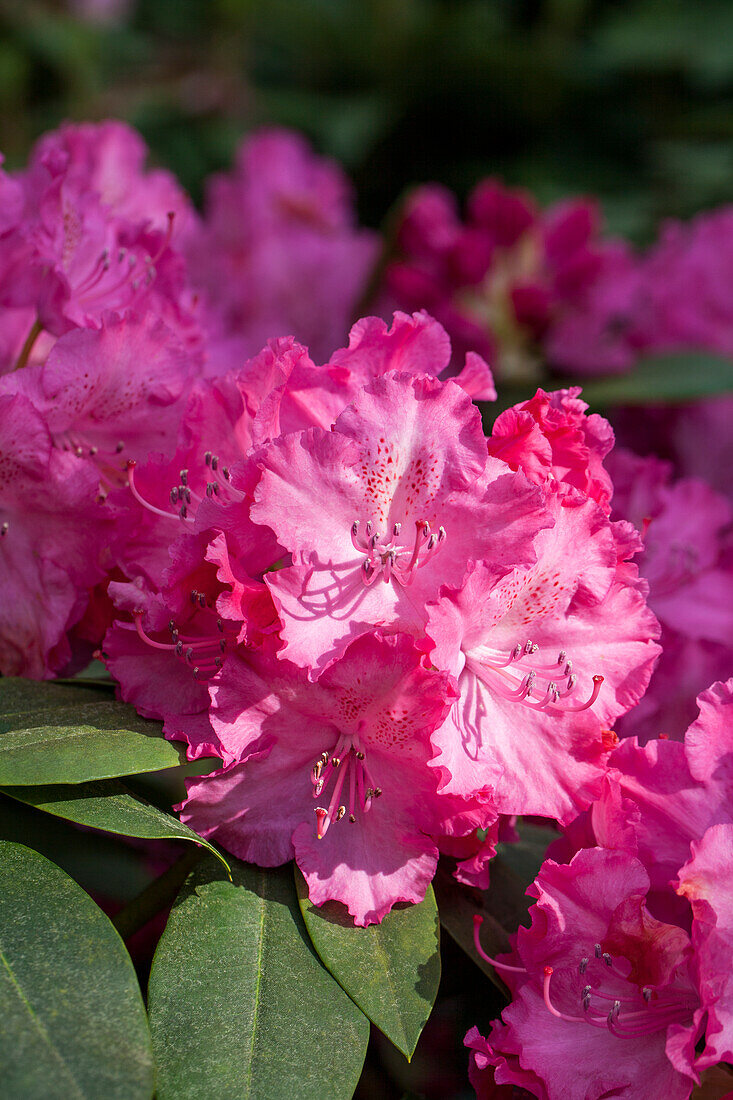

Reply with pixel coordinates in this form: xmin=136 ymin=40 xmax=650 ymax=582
xmin=677 ymin=823 xmax=733 ymax=1066
xmin=293 ymin=759 xmax=439 ymax=926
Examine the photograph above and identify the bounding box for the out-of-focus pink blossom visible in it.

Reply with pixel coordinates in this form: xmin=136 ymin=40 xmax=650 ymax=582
xmin=547 ymin=206 xmax=733 ymax=499
xmin=0 ymin=120 xmax=199 ymax=370
xmin=0 ymin=393 xmax=109 ymax=676
xmin=609 ymin=450 xmax=733 ymax=742
xmin=184 ymin=129 xmax=378 ymax=372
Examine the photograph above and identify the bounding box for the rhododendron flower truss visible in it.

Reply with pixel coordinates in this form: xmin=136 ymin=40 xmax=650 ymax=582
xmin=179 ymin=632 xmax=494 ymax=926
xmin=427 ymin=496 xmax=660 ymax=823
xmin=250 ymin=371 xmax=548 ymax=675
xmin=468 ymin=849 xmax=702 ymax=1100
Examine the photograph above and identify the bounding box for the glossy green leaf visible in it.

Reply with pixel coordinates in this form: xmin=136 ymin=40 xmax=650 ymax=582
xmin=0 ymin=841 xmax=154 ymax=1100
xmin=563 ymin=351 xmax=733 ymax=406
xmin=0 ymin=780 xmax=230 ymax=873
xmin=0 ymin=678 xmax=188 ymax=784
xmin=296 ymin=869 xmax=440 ymax=1060
xmin=148 ymin=856 xmax=369 ymax=1100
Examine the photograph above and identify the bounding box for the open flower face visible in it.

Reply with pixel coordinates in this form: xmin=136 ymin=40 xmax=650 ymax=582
xmin=250 ymin=370 xmax=548 ymax=676
xmin=178 ymin=632 xmax=478 ymax=925
xmin=427 ymin=495 xmax=660 ymax=823
xmin=469 ymin=848 xmax=702 ymax=1100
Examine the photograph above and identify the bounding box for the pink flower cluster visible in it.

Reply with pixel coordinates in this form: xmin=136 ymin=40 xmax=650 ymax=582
xmin=467 ymin=680 xmax=733 ymax=1100
xmin=0 ymin=121 xmax=662 ymax=928
xmin=0 ymin=120 xmax=375 ymax=675
xmin=101 ymin=308 xmax=657 ymax=926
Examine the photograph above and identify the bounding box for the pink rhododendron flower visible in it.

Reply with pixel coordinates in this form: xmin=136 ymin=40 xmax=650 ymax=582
xmin=183 ymin=129 xmax=378 ymax=371
xmin=487 ymin=387 xmax=614 ymax=512
xmin=426 ymin=493 xmax=659 ymax=823
xmin=26 ymin=120 xmax=191 ymax=233
xmin=608 ymin=450 xmax=733 ymax=741
xmin=178 ymin=632 xmax=486 ymax=925
xmin=249 ymin=370 xmax=546 ymax=675
xmin=468 ymin=848 xmax=702 ymax=1100
xmin=548 ymin=680 xmax=733 ymax=931
xmin=5 ymin=311 xmax=198 ymax=469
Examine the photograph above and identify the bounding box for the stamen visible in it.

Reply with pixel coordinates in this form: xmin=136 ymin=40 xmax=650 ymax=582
xmin=543 ymin=968 xmax=585 ymax=1023
xmin=350 ymin=515 xmax=447 ymax=587
xmin=127 ymin=461 xmax=192 ymax=523
xmin=473 ymin=916 xmax=527 ymax=973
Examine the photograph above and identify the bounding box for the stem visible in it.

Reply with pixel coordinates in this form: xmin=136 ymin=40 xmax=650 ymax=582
xmin=13 ymin=318 xmax=43 ymax=371
xmin=112 ymin=846 xmax=204 ymax=940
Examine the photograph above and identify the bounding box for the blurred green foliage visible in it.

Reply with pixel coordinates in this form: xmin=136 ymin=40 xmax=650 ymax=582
xmin=0 ymin=0 xmax=732 ymax=237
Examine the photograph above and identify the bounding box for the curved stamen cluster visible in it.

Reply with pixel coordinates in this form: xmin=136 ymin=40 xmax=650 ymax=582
xmin=543 ymin=949 xmax=696 ymax=1037
xmin=473 ymin=917 xmax=695 ymax=1038
xmin=72 ymin=211 xmax=175 ymax=310
xmin=311 ymin=731 xmax=382 ymax=838
xmin=350 ymin=517 xmax=446 ymax=587
xmin=127 ymin=453 xmax=241 ymax=524
xmin=467 ymin=638 xmax=603 ymax=715
xmin=134 ymin=609 xmax=240 ymax=678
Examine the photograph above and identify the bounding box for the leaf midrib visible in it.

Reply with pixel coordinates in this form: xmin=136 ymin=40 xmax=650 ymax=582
xmin=0 ymin=942 xmax=86 ymax=1100
xmin=243 ymin=874 xmax=267 ymax=1100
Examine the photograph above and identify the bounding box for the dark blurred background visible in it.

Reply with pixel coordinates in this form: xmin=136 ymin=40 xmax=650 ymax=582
xmin=1 ymin=0 xmax=732 ymax=238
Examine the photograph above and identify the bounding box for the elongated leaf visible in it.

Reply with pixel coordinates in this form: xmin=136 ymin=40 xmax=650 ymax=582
xmin=0 ymin=841 xmax=154 ymax=1100
xmin=0 ymin=678 xmax=188 ymax=783
xmin=296 ymin=869 xmax=440 ymax=1060
xmin=0 ymin=780 xmax=230 ymax=873
xmin=148 ymin=856 xmax=369 ymax=1100
xmin=563 ymin=351 xmax=733 ymax=406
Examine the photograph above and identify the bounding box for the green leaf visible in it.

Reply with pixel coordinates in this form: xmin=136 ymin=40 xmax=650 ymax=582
xmin=561 ymin=351 xmax=733 ymax=406
xmin=0 ymin=840 xmax=154 ymax=1100
xmin=295 ymin=868 xmax=440 ymax=1060
xmin=0 ymin=678 xmax=193 ymax=784
xmin=148 ymin=856 xmax=369 ymax=1100
xmin=0 ymin=780 xmax=230 ymax=874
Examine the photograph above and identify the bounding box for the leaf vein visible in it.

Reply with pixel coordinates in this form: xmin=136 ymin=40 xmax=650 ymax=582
xmin=0 ymin=943 xmax=86 ymax=1099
